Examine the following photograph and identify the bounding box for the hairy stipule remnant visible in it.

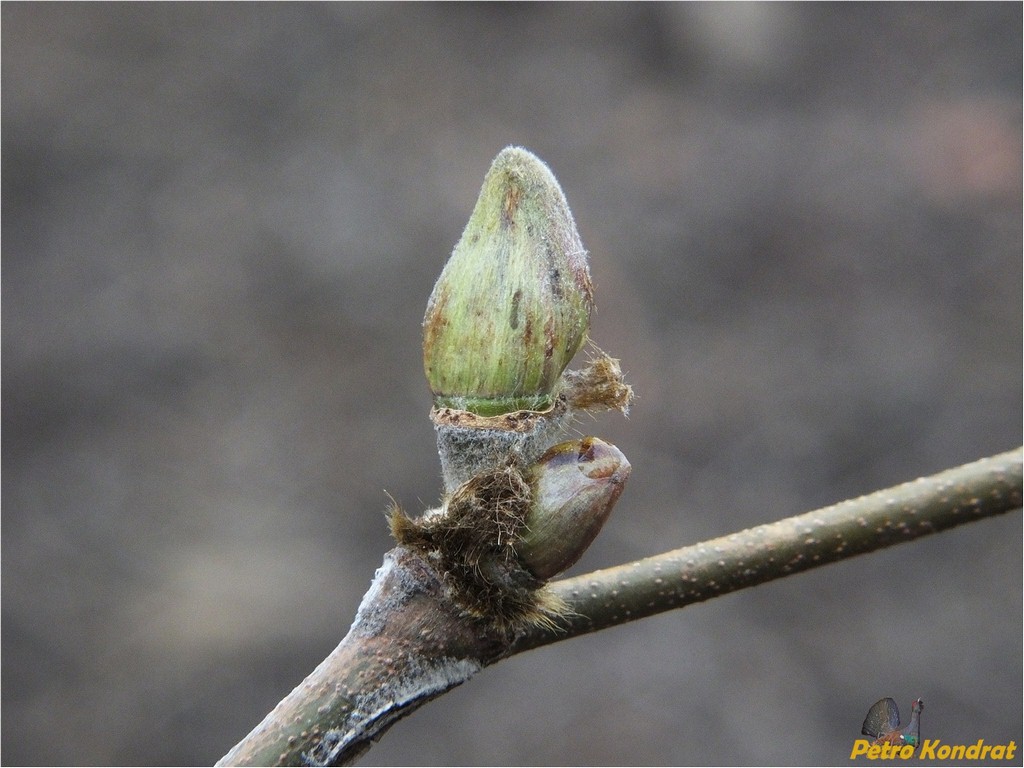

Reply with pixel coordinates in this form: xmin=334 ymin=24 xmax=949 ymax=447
xmin=390 ymin=437 xmax=630 ymax=636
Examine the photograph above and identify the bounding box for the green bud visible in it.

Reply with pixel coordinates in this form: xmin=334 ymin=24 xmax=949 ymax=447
xmin=518 ymin=437 xmax=630 ymax=579
xmin=423 ymin=146 xmax=593 ymax=417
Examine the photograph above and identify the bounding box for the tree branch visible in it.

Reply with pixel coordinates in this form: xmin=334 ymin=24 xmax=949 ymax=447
xmin=511 ymin=446 xmax=1023 ymax=654
xmin=218 ymin=447 xmax=1022 ymax=766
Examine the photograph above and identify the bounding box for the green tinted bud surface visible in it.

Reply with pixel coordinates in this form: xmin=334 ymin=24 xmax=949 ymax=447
xmin=424 ymin=147 xmax=593 ymax=417
xmin=518 ymin=438 xmax=630 ymax=579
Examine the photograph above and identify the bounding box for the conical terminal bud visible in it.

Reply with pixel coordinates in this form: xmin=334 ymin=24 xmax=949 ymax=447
xmin=518 ymin=437 xmax=630 ymax=579
xmin=423 ymin=147 xmax=593 ymax=417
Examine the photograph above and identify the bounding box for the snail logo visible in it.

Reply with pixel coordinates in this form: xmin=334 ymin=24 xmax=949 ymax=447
xmin=858 ymin=697 xmax=923 ymax=758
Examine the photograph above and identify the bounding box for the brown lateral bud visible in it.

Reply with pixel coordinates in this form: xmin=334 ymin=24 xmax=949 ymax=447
xmin=518 ymin=438 xmax=630 ymax=579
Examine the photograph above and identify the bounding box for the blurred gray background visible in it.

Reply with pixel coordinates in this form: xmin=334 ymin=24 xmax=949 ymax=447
xmin=3 ymin=4 xmax=1021 ymax=766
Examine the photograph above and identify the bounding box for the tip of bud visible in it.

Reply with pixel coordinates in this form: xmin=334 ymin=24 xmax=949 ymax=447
xmin=518 ymin=437 xmax=630 ymax=579
xmin=423 ymin=147 xmax=593 ymax=417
